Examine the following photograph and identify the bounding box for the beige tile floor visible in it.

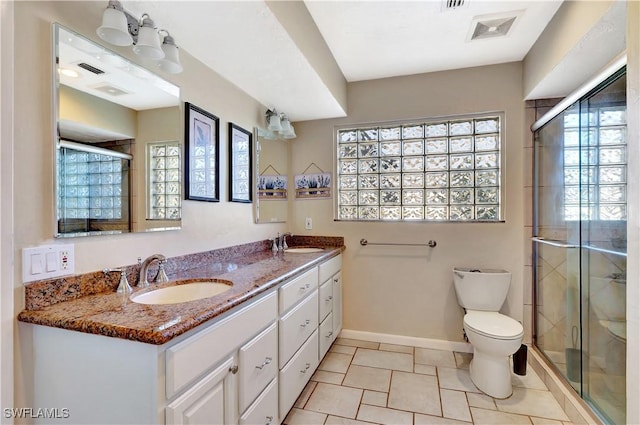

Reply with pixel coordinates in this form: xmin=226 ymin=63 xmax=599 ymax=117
xmin=284 ymin=338 xmax=575 ymax=425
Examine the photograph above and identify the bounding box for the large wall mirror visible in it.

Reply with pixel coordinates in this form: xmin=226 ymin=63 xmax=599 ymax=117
xmin=54 ymin=24 xmax=181 ymax=237
xmin=254 ymin=129 xmax=289 ymax=223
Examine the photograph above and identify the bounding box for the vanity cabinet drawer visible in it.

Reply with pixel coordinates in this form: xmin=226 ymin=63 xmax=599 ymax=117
xmin=318 ymin=312 xmax=334 ymax=359
xmin=239 ymin=322 xmax=278 ymax=413
xmin=318 ymin=278 xmax=333 ymax=322
xmin=166 ymin=291 xmax=277 ymax=399
xmin=279 ymin=329 xmax=319 ymax=420
xmin=279 ymin=267 xmax=318 ymax=314
xmin=279 ymin=290 xmax=318 ymax=368
xmin=239 ymin=378 xmax=278 ymax=425
xmin=319 ymin=254 xmax=342 ymax=284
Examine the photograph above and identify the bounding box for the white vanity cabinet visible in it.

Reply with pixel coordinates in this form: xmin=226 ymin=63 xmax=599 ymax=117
xmin=30 ymin=291 xmax=279 ymax=425
xmin=317 ymin=254 xmax=343 ymax=358
xmin=27 ymin=252 xmax=343 ymax=425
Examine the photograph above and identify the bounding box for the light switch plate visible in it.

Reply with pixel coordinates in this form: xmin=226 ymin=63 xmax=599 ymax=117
xmin=305 ymin=217 xmax=313 ymax=230
xmin=22 ymin=244 xmax=75 ymax=283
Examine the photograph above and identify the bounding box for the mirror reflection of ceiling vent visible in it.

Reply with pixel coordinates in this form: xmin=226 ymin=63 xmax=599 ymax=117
xmin=467 ymin=10 xmax=523 ymax=41
xmin=77 ymin=62 xmax=105 ymax=75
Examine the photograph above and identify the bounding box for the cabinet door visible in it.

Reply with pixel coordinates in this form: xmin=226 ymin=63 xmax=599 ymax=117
xmin=166 ymin=356 xmax=237 ymax=425
xmin=318 ymin=278 xmax=333 ymax=322
xmin=319 ymin=312 xmax=334 ymax=360
xmin=332 ymin=272 xmax=342 ymax=339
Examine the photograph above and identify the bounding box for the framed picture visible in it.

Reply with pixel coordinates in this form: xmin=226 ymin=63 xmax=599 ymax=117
xmin=228 ymin=123 xmax=252 ymax=203
xmin=257 ymin=174 xmax=288 ymax=199
xmin=295 ymin=172 xmax=332 ymax=199
xmin=184 ymin=102 xmax=219 ymax=202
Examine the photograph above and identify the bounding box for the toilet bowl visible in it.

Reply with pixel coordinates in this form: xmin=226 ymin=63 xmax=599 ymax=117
xmin=464 ymin=310 xmax=524 ymax=398
xmin=453 ymin=268 xmax=524 ymax=399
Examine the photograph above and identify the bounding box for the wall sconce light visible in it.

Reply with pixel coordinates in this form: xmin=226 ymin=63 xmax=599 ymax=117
xmin=263 ymin=109 xmax=296 ymax=140
xmin=96 ymin=0 xmax=183 ymax=74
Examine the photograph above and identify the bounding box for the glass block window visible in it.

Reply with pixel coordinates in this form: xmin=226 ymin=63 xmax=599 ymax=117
xmin=563 ymin=106 xmax=626 ymax=220
xmin=148 ymin=142 xmax=181 ymax=220
xmin=336 ymin=115 xmax=502 ymax=221
xmin=57 ymin=146 xmax=130 ymax=233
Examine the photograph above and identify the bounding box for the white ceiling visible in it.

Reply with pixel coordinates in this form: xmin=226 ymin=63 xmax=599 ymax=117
xmin=304 ymin=0 xmax=562 ymax=82
xmin=113 ymin=1 xmax=576 ymax=121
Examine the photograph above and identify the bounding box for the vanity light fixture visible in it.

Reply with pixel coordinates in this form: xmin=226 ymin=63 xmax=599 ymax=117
xmin=266 ymin=108 xmax=283 ymax=132
xmin=96 ymin=0 xmax=183 ymax=73
xmin=280 ymin=114 xmax=297 ymax=139
xmin=157 ymin=31 xmax=183 ymax=74
xmin=263 ymin=109 xmax=297 ymax=140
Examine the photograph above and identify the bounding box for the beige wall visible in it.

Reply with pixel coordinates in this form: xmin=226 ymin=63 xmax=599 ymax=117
xmin=12 ymin=1 xmax=286 ymax=410
xmin=523 ymin=0 xmax=620 ymax=99
xmin=59 ymin=85 xmax=137 ymax=137
xmin=1 ymin=0 xmax=15 ymax=414
xmin=133 ymin=106 xmax=181 ymax=232
xmin=290 ymin=62 xmax=526 ymax=342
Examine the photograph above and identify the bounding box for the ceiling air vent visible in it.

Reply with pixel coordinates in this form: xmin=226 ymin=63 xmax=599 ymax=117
xmin=467 ymin=10 xmax=523 ymax=42
xmin=77 ymin=62 xmax=105 ymax=75
xmin=444 ymin=0 xmax=465 ymax=8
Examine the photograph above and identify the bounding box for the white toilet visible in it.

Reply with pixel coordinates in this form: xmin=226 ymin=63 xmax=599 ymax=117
xmin=453 ymin=267 xmax=524 ymax=399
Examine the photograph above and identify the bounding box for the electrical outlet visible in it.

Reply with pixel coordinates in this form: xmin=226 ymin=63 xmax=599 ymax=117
xmin=22 ymin=243 xmax=74 ymax=283
xmin=305 ymin=217 xmax=312 ymax=230
xmin=60 ymin=250 xmax=70 ymax=270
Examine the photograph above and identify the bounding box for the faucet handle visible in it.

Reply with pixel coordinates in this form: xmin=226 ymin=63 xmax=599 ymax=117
xmin=103 ymin=268 xmax=132 ymax=295
xmin=154 ymin=260 xmax=169 ymax=283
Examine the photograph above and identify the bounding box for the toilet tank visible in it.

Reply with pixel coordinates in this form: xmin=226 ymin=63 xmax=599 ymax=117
xmin=453 ymin=267 xmax=511 ymax=311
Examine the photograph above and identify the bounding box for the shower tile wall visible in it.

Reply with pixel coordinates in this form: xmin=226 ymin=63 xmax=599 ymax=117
xmin=524 ymin=99 xmax=563 ymax=347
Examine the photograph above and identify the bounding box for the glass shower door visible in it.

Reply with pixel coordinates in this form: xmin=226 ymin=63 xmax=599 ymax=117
xmin=533 ymin=103 xmax=582 ymax=393
xmin=579 ymin=71 xmax=627 ymax=425
xmin=533 ymin=68 xmax=627 ymax=425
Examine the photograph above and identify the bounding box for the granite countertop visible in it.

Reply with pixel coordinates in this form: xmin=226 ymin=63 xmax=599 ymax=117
xmin=18 ymin=244 xmax=344 ymax=345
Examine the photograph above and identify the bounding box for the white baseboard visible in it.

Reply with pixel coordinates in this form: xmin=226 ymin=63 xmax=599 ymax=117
xmin=339 ymin=329 xmax=473 ymax=353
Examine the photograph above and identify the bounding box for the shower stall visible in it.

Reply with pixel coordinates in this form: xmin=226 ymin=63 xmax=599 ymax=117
xmin=532 ymin=61 xmax=627 ymax=425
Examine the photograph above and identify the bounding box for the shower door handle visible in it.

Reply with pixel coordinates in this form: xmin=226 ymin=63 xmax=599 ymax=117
xmin=531 ymin=237 xmax=579 ymax=249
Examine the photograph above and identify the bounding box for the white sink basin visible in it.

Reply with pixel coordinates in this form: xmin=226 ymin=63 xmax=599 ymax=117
xmin=131 ymin=281 xmax=232 ymax=305
xmin=285 ymin=247 xmax=325 ymax=253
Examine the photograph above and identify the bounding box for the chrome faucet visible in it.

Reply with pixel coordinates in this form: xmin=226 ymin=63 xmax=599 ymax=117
xmin=138 ymin=254 xmax=168 ymax=287
xmin=279 ymin=232 xmax=292 ymax=251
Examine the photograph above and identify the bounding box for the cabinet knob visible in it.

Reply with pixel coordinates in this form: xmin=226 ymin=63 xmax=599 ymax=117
xmin=325 ymin=331 xmax=333 ymax=338
xmin=229 ymin=365 xmax=239 ymax=374
xmin=333 ymin=278 xmax=339 ymax=283
xmin=265 ymin=416 xmax=273 ymax=425
xmin=300 ymin=363 xmax=311 ymax=374
xmin=255 ymin=357 xmax=272 ymax=370
xmin=326 ymin=296 xmax=333 ymax=301
xmin=300 ymin=319 xmax=311 ymax=328
xmin=299 ymin=283 xmax=310 ymax=290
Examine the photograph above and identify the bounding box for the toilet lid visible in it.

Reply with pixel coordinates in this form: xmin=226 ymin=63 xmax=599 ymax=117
xmin=464 ymin=311 xmax=523 ymax=340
